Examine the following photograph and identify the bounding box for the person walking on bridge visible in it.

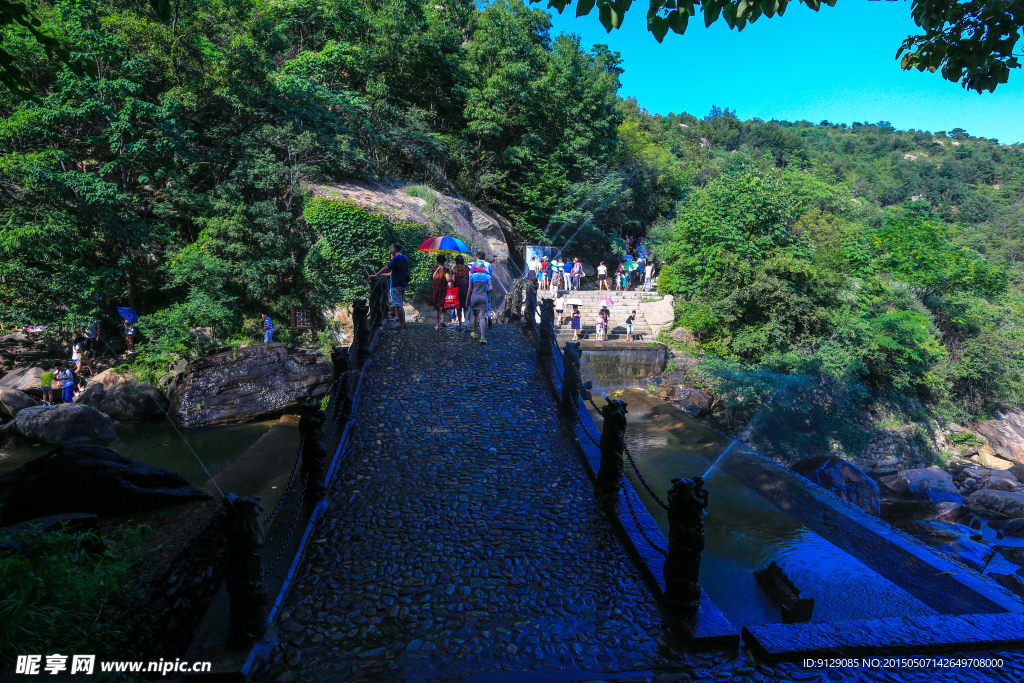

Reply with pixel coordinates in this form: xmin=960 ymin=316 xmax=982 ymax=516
xmin=468 ymin=260 xmax=491 ymax=344
xmin=372 ymin=242 xmax=408 ymax=329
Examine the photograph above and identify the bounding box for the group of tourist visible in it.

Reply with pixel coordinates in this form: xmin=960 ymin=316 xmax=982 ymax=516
xmin=373 ymin=243 xmax=496 ymax=345
xmin=524 ymin=254 xmax=657 ymax=293
xmin=527 ymin=256 xmax=583 ymax=291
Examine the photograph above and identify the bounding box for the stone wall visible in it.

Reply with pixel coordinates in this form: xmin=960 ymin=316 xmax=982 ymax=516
xmin=580 ymin=342 xmax=668 ymax=387
xmin=140 ymin=501 xmax=229 ymax=658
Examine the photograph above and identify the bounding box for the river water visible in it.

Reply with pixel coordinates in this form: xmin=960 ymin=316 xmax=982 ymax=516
xmin=0 ymin=418 xmax=277 ymax=485
xmin=587 ymin=387 xmax=938 ymax=629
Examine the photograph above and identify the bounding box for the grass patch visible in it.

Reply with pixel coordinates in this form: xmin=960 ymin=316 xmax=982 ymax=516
xmin=0 ymin=524 xmax=155 ymax=667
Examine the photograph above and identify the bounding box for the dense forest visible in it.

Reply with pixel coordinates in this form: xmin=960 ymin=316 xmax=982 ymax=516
xmin=1 ymin=0 xmax=1022 ymax=426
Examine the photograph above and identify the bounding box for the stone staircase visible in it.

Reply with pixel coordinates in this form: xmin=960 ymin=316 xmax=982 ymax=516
xmin=533 ymin=289 xmax=660 ymax=341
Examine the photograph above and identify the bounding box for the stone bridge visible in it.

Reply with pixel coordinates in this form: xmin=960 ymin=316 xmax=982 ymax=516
xmin=250 ymin=322 xmax=1024 ymax=683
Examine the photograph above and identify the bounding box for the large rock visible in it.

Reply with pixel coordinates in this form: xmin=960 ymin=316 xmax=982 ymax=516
xmin=638 ymin=295 xmax=675 ymax=337
xmin=668 ymin=385 xmax=713 ymax=417
xmin=75 ymin=369 xmax=168 ymax=421
xmin=5 ymin=404 xmax=116 ymax=444
xmin=792 ymin=456 xmax=881 ymax=515
xmin=880 ymin=466 xmax=962 ymax=503
xmin=170 ymin=343 xmax=332 ymax=427
xmin=967 ymin=489 xmax=1024 ymax=519
xmin=0 ymin=366 xmax=45 ymax=398
xmin=879 ymin=500 xmax=962 ymax=524
xmin=0 ymin=386 xmax=40 ymax=418
xmin=0 ymin=444 xmax=207 ymax=525
xmin=977 ymin=446 xmax=1016 ymax=470
xmin=308 ymin=180 xmax=515 ymax=309
xmin=973 ymin=411 xmax=1024 ymax=465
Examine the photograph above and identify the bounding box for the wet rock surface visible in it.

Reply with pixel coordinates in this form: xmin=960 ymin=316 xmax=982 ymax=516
xmin=0 ymin=443 xmax=207 ymax=525
xmin=253 ymin=325 xmax=1024 ymax=683
xmin=169 ymin=343 xmax=331 ymax=427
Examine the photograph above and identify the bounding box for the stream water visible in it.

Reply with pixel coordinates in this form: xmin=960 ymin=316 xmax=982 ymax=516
xmin=0 ymin=419 xmax=277 ymax=485
xmin=587 ymin=388 xmax=938 ymax=628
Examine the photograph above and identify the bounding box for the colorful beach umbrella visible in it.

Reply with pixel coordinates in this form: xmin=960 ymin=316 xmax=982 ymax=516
xmin=418 ymin=236 xmax=472 ymax=254
xmin=597 ymin=298 xmax=615 ymax=307
xmin=623 ymin=260 xmax=639 ymax=272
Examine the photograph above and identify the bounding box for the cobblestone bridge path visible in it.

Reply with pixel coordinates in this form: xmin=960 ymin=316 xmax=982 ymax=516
xmin=257 ymin=324 xmax=678 ymax=682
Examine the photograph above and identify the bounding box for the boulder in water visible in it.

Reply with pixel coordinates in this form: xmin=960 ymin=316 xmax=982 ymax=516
xmin=0 ymin=444 xmax=208 ymax=525
xmin=169 ymin=343 xmax=331 ymax=427
xmin=668 ymin=385 xmax=712 ymax=417
xmin=792 ymin=456 xmax=881 ymax=515
xmin=0 ymin=366 xmax=45 ymax=398
xmin=880 ymin=466 xmax=962 ymax=503
xmin=967 ymin=489 xmax=1024 ymax=519
xmin=1001 ymin=519 xmax=1024 ymax=538
xmin=0 ymin=386 xmax=40 ymax=419
xmin=75 ymin=369 xmax=168 ymax=421
xmin=3 ymin=404 xmax=116 ymax=444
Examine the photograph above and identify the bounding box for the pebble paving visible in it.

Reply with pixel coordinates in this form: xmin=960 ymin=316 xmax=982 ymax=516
xmin=252 ymin=323 xmax=1024 ymax=683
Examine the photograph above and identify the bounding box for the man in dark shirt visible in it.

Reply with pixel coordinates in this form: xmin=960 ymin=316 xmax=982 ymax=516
xmin=372 ymin=242 xmax=409 ymax=328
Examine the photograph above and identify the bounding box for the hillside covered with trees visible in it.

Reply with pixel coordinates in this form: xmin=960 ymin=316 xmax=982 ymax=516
xmin=1 ymin=0 xmax=1023 ymax=429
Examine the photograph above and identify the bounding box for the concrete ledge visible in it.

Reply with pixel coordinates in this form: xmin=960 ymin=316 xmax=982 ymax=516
xmin=743 ymin=613 xmax=1024 ymax=662
xmin=717 ymin=449 xmax=1024 ymax=616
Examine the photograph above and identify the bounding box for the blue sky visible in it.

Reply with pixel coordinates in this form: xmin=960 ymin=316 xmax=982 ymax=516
xmin=546 ymin=1 xmax=1024 ymax=144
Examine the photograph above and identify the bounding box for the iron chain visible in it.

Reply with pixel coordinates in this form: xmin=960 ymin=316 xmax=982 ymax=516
xmin=263 ymin=439 xmax=304 ymax=527
xmin=625 ymin=445 xmax=669 ymax=511
xmin=263 ymin=474 xmax=308 ymax=577
xmin=623 ymin=481 xmax=667 ymax=556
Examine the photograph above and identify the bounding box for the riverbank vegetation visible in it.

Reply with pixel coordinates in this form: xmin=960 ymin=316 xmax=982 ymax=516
xmin=1 ymin=0 xmax=1022 ymax=432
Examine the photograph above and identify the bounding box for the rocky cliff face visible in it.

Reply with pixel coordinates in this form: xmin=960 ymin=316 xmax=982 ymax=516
xmin=169 ymin=344 xmax=331 ymax=427
xmin=308 ymin=179 xmax=516 ymax=309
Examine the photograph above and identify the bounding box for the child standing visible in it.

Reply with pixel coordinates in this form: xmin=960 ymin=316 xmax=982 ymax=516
xmin=571 ymin=305 xmax=581 ymax=341
xmin=626 ymin=310 xmax=636 ymax=341
xmin=595 ymin=312 xmax=605 ymax=341
xmin=54 ymin=361 xmax=75 ymax=404
xmin=40 ymin=364 xmax=54 ymax=406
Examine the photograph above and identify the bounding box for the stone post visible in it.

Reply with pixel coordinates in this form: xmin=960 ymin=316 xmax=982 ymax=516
xmin=330 ymin=345 xmax=350 ymax=385
xmin=222 ymin=494 xmax=268 ymax=645
xmin=369 ymin=278 xmax=384 ymax=329
xmin=299 ymin=399 xmax=327 ymax=503
xmin=503 ymin=278 xmax=523 ymax=323
xmin=561 ymin=341 xmax=582 ymax=423
xmin=595 ymin=400 xmax=628 ymax=511
xmin=538 ymin=299 xmax=555 ymax=360
xmin=663 ymin=476 xmax=709 ymax=614
xmin=522 ymin=281 xmax=537 ymax=333
xmin=351 ymin=299 xmax=370 ymax=365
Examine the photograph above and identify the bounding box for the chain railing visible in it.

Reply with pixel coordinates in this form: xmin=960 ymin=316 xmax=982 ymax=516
xmin=513 ymin=276 xmax=670 ymax=559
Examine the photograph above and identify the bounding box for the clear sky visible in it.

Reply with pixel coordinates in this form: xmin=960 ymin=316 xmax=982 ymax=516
xmin=546 ymin=1 xmax=1024 ymax=144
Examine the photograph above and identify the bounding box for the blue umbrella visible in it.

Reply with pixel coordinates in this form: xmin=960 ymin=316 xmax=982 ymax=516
xmin=117 ymin=307 xmax=138 ymax=323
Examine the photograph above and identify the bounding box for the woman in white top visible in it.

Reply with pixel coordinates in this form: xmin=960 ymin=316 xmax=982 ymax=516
xmin=597 ymin=262 xmax=609 ymax=291
xmin=643 ymin=263 xmax=654 ymax=291
xmin=555 ymin=295 xmax=566 ymax=326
